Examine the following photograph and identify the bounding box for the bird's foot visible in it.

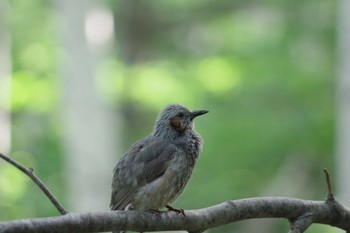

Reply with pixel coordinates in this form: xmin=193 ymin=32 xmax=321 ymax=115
xmin=166 ymin=205 xmax=185 ymax=217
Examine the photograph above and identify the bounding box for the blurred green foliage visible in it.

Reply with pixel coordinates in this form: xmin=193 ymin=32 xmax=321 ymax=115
xmin=1 ymin=0 xmax=338 ymax=232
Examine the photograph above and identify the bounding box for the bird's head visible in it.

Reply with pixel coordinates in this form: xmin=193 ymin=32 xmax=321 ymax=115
xmin=153 ymin=104 xmax=208 ymax=139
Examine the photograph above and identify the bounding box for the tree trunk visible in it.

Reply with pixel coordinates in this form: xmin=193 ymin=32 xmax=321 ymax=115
xmin=336 ymin=0 xmax=350 ymax=207
xmin=55 ymin=0 xmax=119 ymax=212
xmin=0 ymin=0 xmax=11 ymax=154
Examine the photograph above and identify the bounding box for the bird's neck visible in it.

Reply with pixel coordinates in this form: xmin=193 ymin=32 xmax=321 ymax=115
xmin=153 ymin=127 xmax=190 ymax=141
xmin=153 ymin=128 xmax=202 ymax=163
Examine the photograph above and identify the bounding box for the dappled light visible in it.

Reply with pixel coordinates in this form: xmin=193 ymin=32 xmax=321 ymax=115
xmin=195 ymin=57 xmax=241 ymax=94
xmin=84 ymin=7 xmax=114 ymax=47
xmin=130 ymin=62 xmax=193 ymax=108
xmin=0 ymin=166 xmax=28 ymax=202
xmin=19 ymin=43 xmax=54 ymax=73
xmin=11 ymin=71 xmax=57 ymax=112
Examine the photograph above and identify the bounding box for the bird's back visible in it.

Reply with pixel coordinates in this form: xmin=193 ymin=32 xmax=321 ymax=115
xmin=110 ymin=135 xmax=176 ymax=210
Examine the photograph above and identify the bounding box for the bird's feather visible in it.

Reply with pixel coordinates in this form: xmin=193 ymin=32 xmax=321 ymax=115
xmin=110 ymin=136 xmax=177 ymax=210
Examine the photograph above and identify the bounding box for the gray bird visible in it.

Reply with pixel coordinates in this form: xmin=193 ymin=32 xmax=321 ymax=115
xmin=110 ymin=104 xmax=208 ymax=232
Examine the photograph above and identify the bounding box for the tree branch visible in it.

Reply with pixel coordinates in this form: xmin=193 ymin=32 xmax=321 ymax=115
xmin=1 ymin=197 xmax=350 ymax=233
xmin=1 ymin=153 xmax=349 ymax=233
xmin=0 ymin=153 xmax=69 ymax=215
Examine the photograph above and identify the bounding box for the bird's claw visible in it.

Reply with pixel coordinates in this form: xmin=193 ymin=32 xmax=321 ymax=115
xmin=166 ymin=205 xmax=185 ymax=217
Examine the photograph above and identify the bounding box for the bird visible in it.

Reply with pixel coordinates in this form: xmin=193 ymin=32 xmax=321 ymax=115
xmin=110 ymin=104 xmax=208 ymax=233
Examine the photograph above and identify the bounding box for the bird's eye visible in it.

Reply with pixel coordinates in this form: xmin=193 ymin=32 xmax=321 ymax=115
xmin=177 ymin=112 xmax=184 ymax=118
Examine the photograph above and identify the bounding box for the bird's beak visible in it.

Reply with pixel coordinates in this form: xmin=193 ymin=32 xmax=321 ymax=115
xmin=190 ymin=110 xmax=209 ymax=119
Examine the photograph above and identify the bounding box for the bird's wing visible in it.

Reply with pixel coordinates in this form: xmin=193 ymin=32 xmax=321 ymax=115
xmin=110 ymin=137 xmax=178 ymax=210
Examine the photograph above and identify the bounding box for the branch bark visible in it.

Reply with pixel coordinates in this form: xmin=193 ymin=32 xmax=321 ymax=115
xmin=1 ymin=197 xmax=350 ymax=233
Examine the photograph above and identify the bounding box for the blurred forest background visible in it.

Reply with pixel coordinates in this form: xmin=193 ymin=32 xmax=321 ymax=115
xmin=0 ymin=0 xmax=349 ymax=233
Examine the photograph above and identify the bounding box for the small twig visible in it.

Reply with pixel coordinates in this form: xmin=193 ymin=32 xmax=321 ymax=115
xmin=288 ymin=213 xmax=313 ymax=233
xmin=0 ymin=152 xmax=69 ymax=215
xmin=323 ymin=168 xmax=334 ymax=201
